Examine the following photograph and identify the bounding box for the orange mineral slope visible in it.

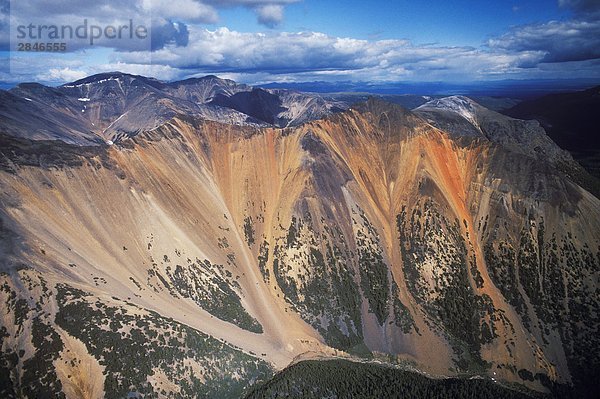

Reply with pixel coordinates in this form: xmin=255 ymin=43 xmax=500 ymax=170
xmin=0 ymin=99 xmax=598 ymax=395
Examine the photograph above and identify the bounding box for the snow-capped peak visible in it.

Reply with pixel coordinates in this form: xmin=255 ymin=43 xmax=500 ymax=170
xmin=416 ymin=95 xmax=481 ymax=127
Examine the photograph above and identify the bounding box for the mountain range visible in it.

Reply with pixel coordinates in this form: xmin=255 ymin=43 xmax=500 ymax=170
xmin=0 ymin=72 xmax=346 ymax=146
xmin=0 ymin=73 xmax=598 ymax=398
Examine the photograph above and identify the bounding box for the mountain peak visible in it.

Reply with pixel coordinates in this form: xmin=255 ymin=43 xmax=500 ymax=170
xmin=339 ymin=96 xmax=425 ymax=139
xmin=62 ymin=72 xmax=164 ymax=88
xmin=170 ymin=75 xmax=242 ymax=87
xmin=353 ymin=96 xmax=412 ymax=116
xmin=1 ymin=72 xmax=350 ymax=145
xmin=415 ymin=95 xmax=482 ymax=125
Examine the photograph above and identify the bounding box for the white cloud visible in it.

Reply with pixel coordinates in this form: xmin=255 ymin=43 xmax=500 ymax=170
xmin=486 ymin=1 xmax=600 ymax=65
xmin=3 ymin=0 xmax=600 ymax=85
xmin=37 ymin=67 xmax=87 ymax=82
xmin=202 ymin=0 xmax=301 ymax=27
xmin=92 ymin=62 xmax=183 ymax=80
xmin=10 ymin=0 xmax=300 ymax=26
xmin=487 ymin=18 xmax=600 ymax=62
xmin=141 ymin=0 xmax=218 ymax=23
xmin=255 ymin=4 xmax=284 ymax=27
xmin=115 ymin=27 xmax=550 ymax=83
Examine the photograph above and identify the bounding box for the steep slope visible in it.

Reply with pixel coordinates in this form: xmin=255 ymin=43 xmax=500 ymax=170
xmin=165 ymin=75 xmax=251 ymax=104
xmin=59 ymin=72 xmax=178 ymax=139
xmin=266 ymin=89 xmax=347 ymax=127
xmin=209 ymin=88 xmax=287 ymax=125
xmin=415 ymin=95 xmax=600 ymax=198
xmin=502 ymin=86 xmax=600 ymax=179
xmin=0 ymin=86 xmax=99 ymax=145
xmin=414 ymin=96 xmax=572 ymax=163
xmin=0 ymin=97 xmax=598 ymax=398
xmin=209 ymin=88 xmax=346 ymax=127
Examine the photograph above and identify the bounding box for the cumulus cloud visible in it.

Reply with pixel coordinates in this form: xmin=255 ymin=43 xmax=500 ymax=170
xmin=3 ymin=53 xmax=183 ymax=84
xmin=203 ymin=1 xmax=299 ymax=27
xmin=10 ymin=1 xmax=299 ymax=28
xmin=44 ymin=0 xmax=215 ymax=23
xmin=6 ymin=1 xmax=213 ymax=53
xmin=13 ymin=1 xmax=134 ymax=19
xmin=36 ymin=67 xmax=87 ymax=82
xmin=90 ymin=62 xmax=183 ymax=81
xmin=488 ymin=19 xmax=600 ymax=63
xmin=116 ymin=27 xmax=545 ymax=82
xmin=3 ymin=0 xmax=304 ymax=57
xmin=141 ymin=0 xmax=218 ymax=24
xmin=151 ymin=20 xmax=190 ymax=50
xmin=3 ymin=0 xmax=299 ymax=59
xmin=487 ymin=0 xmax=600 ymax=63
xmin=8 ymin=1 xmax=151 ymax=52
xmin=255 ymin=4 xmax=284 ymax=28
xmin=3 ymin=0 xmax=600 ymax=85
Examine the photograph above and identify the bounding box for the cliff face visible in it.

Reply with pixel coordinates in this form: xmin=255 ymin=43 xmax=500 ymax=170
xmin=0 ymin=96 xmax=598 ymax=398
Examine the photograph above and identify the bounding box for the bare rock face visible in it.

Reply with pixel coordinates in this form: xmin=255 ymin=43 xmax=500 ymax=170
xmin=0 ymin=78 xmax=598 ymax=398
xmin=502 ymin=86 xmax=600 ymax=179
xmin=415 ymin=95 xmax=600 ymax=197
xmin=415 ymin=96 xmax=573 ymax=163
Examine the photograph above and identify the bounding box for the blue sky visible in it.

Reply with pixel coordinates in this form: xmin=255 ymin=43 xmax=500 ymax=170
xmin=1 ymin=0 xmax=599 ymax=85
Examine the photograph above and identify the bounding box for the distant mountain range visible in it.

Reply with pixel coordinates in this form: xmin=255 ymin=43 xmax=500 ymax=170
xmin=0 ymin=73 xmax=599 ymax=398
xmin=1 ymin=72 xmax=347 ymax=146
xmin=260 ymin=78 xmax=599 ymax=98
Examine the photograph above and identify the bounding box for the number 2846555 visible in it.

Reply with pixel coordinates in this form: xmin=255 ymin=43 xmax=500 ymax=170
xmin=17 ymin=42 xmax=67 ymax=52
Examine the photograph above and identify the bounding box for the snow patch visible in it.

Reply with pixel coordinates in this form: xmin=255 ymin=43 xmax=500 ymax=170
xmin=113 ymin=113 xmax=125 ymax=123
xmin=417 ymin=96 xmax=480 ymax=128
xmin=64 ymin=77 xmax=123 ymax=88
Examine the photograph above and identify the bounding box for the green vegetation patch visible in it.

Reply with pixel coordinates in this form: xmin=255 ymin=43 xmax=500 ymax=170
xmin=245 ymin=359 xmax=538 ymax=399
xmin=55 ymin=284 xmax=273 ymax=399
xmin=396 ymin=200 xmax=497 ymax=370
xmin=166 ymin=258 xmax=263 ymax=333
xmin=273 ymin=215 xmax=364 ymax=351
xmin=483 ymin=212 xmax=600 ymax=395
